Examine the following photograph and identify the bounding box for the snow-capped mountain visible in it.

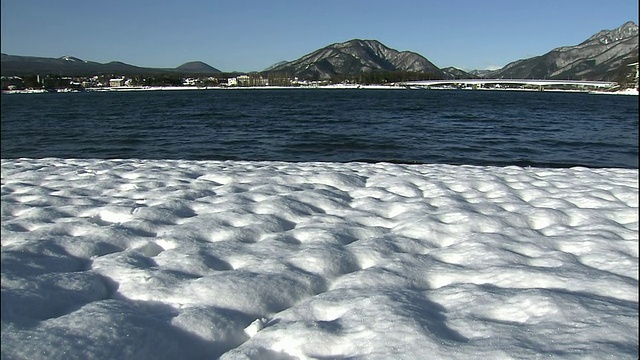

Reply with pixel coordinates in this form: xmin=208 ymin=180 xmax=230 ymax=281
xmin=440 ymin=66 xmax=475 ymax=79
xmin=264 ymin=39 xmax=446 ymax=80
xmin=60 ymin=56 xmax=87 ymax=63
xmin=485 ymin=21 xmax=638 ymax=81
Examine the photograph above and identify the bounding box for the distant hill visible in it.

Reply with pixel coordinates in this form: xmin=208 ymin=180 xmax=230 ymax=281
xmin=441 ymin=67 xmax=476 ymax=79
xmin=1 ymin=54 xmax=108 ymax=76
xmin=0 ymin=54 xmax=221 ymax=76
xmin=174 ymin=61 xmax=221 ymax=73
xmin=468 ymin=69 xmax=495 ymax=78
xmin=264 ymin=39 xmax=447 ymax=80
xmin=485 ymin=21 xmax=638 ymax=81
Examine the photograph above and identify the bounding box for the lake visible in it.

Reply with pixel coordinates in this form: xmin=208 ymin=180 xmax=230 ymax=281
xmin=1 ymin=89 xmax=638 ymax=168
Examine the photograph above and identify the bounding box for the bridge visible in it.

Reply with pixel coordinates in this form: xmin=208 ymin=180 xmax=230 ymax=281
xmin=400 ymin=79 xmax=617 ymax=89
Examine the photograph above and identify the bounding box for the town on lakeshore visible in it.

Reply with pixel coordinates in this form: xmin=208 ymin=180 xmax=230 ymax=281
xmin=2 ymin=72 xmax=638 ymax=95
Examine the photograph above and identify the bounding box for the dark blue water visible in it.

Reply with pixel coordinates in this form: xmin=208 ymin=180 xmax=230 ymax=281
xmin=1 ymin=89 xmax=638 ymax=168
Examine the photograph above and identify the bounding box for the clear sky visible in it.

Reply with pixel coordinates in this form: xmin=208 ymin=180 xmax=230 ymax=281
xmin=1 ymin=0 xmax=638 ymax=72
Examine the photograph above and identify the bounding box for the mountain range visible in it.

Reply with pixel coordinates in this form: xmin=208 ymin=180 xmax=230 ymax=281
xmin=485 ymin=21 xmax=638 ymax=81
xmin=1 ymin=21 xmax=637 ymax=82
xmin=0 ymin=54 xmax=221 ymax=76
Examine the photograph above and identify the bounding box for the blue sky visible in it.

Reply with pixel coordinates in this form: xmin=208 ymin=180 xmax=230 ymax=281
xmin=1 ymin=0 xmax=638 ymax=72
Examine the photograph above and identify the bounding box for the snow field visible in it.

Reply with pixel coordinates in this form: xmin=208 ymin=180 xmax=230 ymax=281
xmin=1 ymin=159 xmax=638 ymax=359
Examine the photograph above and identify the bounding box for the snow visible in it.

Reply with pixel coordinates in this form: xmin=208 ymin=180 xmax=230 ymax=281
xmin=590 ymin=88 xmax=640 ymax=95
xmin=1 ymin=158 xmax=638 ymax=359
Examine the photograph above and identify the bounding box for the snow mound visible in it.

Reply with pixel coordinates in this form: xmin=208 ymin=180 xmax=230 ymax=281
xmin=1 ymin=159 xmax=638 ymax=359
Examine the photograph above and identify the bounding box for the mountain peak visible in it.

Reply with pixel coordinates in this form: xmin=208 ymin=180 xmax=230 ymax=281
xmin=60 ymin=56 xmax=86 ymax=63
xmin=175 ymin=61 xmax=220 ymax=73
xmin=265 ymin=39 xmax=445 ymax=80
xmin=584 ymin=21 xmax=638 ymax=45
xmin=336 ymin=39 xmax=382 ymax=47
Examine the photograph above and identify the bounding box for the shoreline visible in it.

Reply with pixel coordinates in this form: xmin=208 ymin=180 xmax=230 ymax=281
xmin=2 ymin=84 xmax=638 ymax=95
xmin=1 ymin=157 xmax=637 ymax=170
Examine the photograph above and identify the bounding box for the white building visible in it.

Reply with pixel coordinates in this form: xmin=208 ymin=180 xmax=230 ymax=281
xmin=237 ymin=75 xmax=250 ymax=86
xmin=109 ymin=78 xmax=125 ymax=87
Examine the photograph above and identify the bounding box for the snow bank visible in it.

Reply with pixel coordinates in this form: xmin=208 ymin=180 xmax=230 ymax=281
xmin=1 ymin=159 xmax=637 ymax=359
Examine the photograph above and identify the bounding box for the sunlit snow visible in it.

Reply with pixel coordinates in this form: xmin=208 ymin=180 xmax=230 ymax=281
xmin=1 ymin=158 xmax=638 ymax=359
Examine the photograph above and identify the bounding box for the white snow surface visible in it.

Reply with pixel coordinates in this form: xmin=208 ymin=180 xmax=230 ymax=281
xmin=1 ymin=158 xmax=638 ymax=359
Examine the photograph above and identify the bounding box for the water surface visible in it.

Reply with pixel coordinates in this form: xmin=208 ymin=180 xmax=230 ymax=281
xmin=1 ymin=89 xmax=637 ymax=168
